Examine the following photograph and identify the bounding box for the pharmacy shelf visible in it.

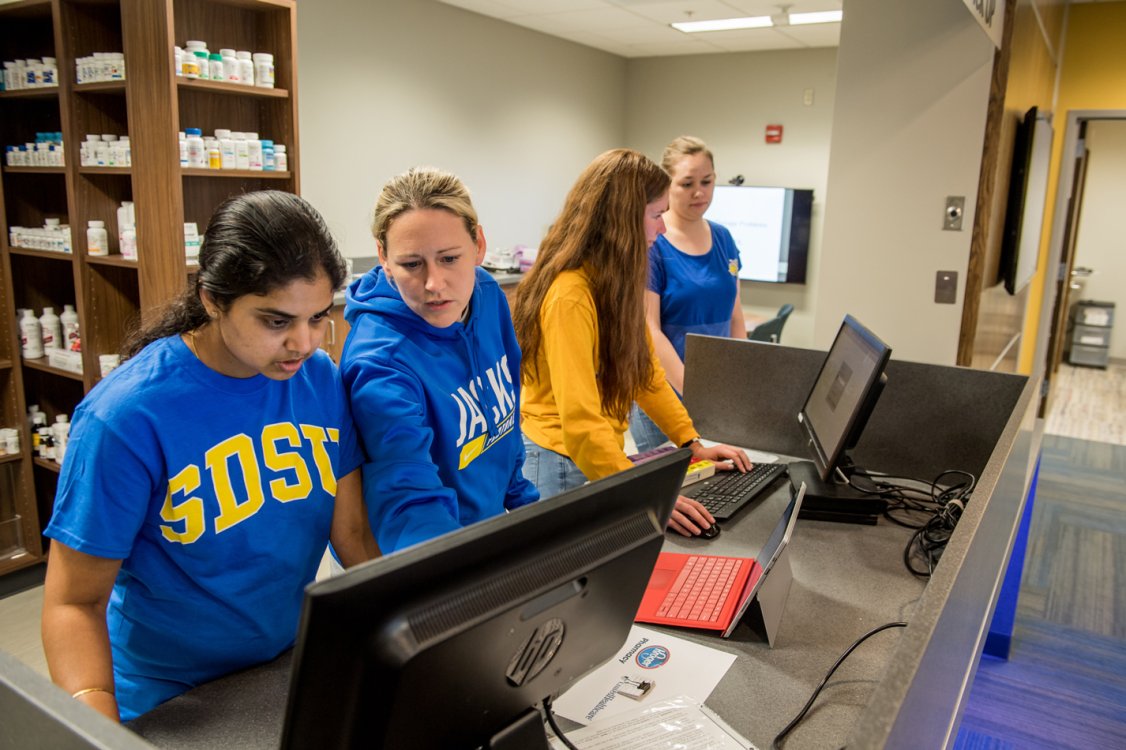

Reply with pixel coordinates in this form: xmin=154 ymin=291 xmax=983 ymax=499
xmin=85 ymin=254 xmax=137 ymax=269
xmin=0 ymin=358 xmax=12 ymax=370
xmin=0 ymin=452 xmax=20 ymax=465
xmin=0 ymin=87 xmax=59 ymax=99
xmin=77 ymin=166 xmax=132 ymax=175
xmin=5 ymin=245 xmax=74 ymax=262
xmin=1 ymin=166 xmax=65 ymax=174
xmin=32 ymin=457 xmax=60 ymax=474
xmin=21 ymin=357 xmax=84 ymax=382
xmin=0 ymin=0 xmax=51 ymax=17
xmin=74 ymin=81 xmax=126 ymax=94
xmin=177 ymin=77 xmax=288 ymax=99
xmin=181 ymin=168 xmax=291 ymax=179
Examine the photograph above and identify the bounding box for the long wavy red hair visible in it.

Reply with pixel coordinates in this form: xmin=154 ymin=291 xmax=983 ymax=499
xmin=513 ymin=149 xmax=670 ymax=422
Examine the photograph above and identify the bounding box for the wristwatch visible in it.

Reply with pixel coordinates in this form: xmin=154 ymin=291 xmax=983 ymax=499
xmin=680 ymin=437 xmax=702 ymax=450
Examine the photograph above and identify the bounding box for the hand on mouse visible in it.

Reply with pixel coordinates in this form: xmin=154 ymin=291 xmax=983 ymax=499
xmin=668 ymin=495 xmax=716 ymax=537
xmin=689 ymin=442 xmax=753 ymax=473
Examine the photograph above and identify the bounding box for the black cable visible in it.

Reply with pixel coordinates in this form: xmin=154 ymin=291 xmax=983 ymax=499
xmin=771 ymin=622 xmax=908 ymax=750
xmin=845 ymin=467 xmax=975 ymax=577
xmin=543 ymin=695 xmax=580 ymax=750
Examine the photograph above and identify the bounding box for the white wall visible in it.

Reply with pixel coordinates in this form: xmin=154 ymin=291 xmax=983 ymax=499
xmin=297 ymin=0 xmax=627 ymax=257
xmin=815 ymin=0 xmax=995 ymax=363
xmin=1074 ymin=119 xmax=1126 ymax=360
xmin=624 ymin=48 xmax=838 ymax=349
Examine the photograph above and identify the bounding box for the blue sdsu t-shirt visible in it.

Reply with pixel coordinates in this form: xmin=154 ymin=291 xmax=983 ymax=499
xmin=648 ymin=220 xmax=742 ymax=361
xmin=46 ymin=336 xmax=364 ymax=720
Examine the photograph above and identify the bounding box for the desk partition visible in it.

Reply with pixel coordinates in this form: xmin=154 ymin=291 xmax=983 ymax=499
xmin=683 ymin=335 xmax=1040 ymax=749
xmin=0 ymin=335 xmax=1039 ymax=750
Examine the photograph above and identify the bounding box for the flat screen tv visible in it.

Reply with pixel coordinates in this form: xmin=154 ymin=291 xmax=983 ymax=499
xmin=704 ymin=185 xmax=812 ymax=284
xmin=999 ymin=106 xmax=1050 ymax=294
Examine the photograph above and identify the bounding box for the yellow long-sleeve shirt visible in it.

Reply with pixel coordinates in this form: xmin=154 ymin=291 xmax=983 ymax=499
xmin=520 ymin=269 xmax=698 ymax=481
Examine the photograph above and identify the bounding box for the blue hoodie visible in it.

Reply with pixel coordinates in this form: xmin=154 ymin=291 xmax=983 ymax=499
xmin=341 ymin=266 xmax=539 ymax=553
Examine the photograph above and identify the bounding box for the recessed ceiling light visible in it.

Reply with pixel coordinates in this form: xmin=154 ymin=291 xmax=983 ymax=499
xmin=670 ymin=16 xmax=773 ymax=33
xmin=789 ymin=10 xmax=843 ymax=25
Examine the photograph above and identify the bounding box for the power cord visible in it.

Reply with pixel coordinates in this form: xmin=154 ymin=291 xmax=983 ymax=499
xmin=771 ymin=621 xmax=908 ymax=749
xmin=844 ymin=468 xmax=976 ymax=578
xmin=543 ymin=695 xmax=580 ymax=750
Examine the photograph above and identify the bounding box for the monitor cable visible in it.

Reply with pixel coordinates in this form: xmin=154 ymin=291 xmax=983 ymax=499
xmin=770 ymin=621 xmax=908 ymax=750
xmin=543 ymin=695 xmax=580 ymax=750
xmin=843 ymin=467 xmax=975 ymax=578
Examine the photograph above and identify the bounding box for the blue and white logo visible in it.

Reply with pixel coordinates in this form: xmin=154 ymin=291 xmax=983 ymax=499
xmin=635 ymin=645 xmax=670 ymax=669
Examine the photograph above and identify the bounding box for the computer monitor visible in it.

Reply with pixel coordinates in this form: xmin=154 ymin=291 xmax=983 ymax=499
xmin=280 ymin=449 xmax=691 ymax=750
xmin=789 ymin=315 xmax=891 ymax=523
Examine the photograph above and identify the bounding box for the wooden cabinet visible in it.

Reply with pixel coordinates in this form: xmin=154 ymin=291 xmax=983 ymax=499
xmin=0 ymin=0 xmax=300 ymax=575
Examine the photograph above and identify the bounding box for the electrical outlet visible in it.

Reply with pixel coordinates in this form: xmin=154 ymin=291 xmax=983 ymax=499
xmin=935 ymin=271 xmax=958 ymax=304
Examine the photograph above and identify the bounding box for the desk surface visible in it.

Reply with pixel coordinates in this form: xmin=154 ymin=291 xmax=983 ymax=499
xmin=129 ymin=476 xmax=926 ymax=750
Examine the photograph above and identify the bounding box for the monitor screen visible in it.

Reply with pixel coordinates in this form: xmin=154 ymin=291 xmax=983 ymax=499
xmin=798 ymin=315 xmax=891 ymax=483
xmin=280 ymin=450 xmax=691 ymax=750
xmin=704 ymin=185 xmax=812 ymax=284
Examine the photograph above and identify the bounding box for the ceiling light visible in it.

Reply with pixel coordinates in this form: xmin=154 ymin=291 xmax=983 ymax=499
xmin=671 ymin=16 xmax=773 ymax=33
xmin=789 ymin=10 xmax=843 ymax=25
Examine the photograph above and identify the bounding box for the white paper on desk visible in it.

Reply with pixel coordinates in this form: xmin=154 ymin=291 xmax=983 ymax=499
xmin=548 ymin=696 xmax=757 ymax=750
xmin=552 ymin=625 xmax=736 ymax=726
xmin=699 ymin=439 xmax=778 ymax=466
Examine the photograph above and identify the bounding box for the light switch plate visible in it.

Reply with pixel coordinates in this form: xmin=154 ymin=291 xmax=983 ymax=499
xmin=935 ymin=271 xmax=958 ymax=304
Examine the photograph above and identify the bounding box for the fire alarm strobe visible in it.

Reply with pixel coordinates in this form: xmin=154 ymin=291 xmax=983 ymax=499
xmin=765 ymin=124 xmax=783 ymax=144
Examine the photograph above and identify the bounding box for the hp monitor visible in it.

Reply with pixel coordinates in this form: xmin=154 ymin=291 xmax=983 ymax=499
xmin=281 ymin=449 xmax=691 ymax=749
xmin=789 ymin=315 xmax=891 ymax=523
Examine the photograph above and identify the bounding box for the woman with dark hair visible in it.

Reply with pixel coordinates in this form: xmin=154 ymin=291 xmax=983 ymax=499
xmin=513 ymin=149 xmax=751 ymax=537
xmin=41 ymin=191 xmax=376 ymax=722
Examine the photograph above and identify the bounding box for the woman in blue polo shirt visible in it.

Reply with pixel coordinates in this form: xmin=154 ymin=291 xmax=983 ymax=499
xmin=631 ymin=136 xmax=747 ymax=453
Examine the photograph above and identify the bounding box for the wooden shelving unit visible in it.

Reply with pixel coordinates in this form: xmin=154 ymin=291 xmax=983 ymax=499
xmin=0 ymin=0 xmax=300 ymax=576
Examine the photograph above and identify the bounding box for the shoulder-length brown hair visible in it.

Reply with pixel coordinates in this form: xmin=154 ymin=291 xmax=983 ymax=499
xmin=512 ymin=148 xmax=670 ymax=422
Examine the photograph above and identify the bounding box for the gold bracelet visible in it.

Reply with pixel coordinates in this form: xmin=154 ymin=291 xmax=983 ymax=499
xmin=72 ymin=687 xmax=114 ymax=700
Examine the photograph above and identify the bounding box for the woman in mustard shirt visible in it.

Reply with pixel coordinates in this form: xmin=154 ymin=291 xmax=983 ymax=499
xmin=513 ymin=149 xmax=751 ymax=537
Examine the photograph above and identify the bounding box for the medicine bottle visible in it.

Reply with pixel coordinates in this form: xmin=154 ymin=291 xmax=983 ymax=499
xmin=252 ymin=52 xmax=274 ymax=88
xmin=215 ymin=129 xmax=236 ymax=169
xmin=87 ymin=220 xmax=109 ymax=255
xmin=39 ymin=306 xmax=62 ymax=350
xmin=246 ymin=132 xmax=263 ymax=171
xmin=236 ymin=51 xmax=254 ymax=86
xmin=20 ymin=309 xmax=44 ymax=359
xmin=208 ymin=53 xmax=223 ymax=81
xmin=261 ymin=139 xmax=275 ymax=171
xmin=273 ymin=144 xmax=287 ymax=172
xmin=184 ymin=128 xmax=206 ymax=168
xmin=179 ymin=131 xmax=188 ymax=167
xmin=220 ymin=49 xmax=239 ymax=83
xmin=61 ymin=304 xmax=80 ymax=351
xmin=193 ymin=50 xmax=209 ymax=80
xmin=233 ymin=132 xmax=250 ymax=170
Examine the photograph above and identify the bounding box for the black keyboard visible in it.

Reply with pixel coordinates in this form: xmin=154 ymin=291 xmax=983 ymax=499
xmin=683 ymin=462 xmax=789 ymax=520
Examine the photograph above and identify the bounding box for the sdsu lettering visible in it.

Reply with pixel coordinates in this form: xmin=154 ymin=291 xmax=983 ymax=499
xmin=160 ymin=422 xmax=340 ymax=543
xmin=452 ymin=355 xmax=517 ymax=469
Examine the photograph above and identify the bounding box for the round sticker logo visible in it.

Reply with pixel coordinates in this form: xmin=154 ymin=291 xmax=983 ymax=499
xmin=635 ymin=645 xmax=670 ymax=669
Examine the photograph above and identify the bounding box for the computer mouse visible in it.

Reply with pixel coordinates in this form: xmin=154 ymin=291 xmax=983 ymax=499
xmin=700 ymin=523 xmax=721 ymax=539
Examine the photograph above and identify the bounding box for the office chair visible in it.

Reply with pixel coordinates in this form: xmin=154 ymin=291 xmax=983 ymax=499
xmin=747 ymin=303 xmax=794 ymax=343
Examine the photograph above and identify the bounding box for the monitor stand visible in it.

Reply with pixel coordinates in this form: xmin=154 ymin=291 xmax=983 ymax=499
xmin=488 ymin=708 xmax=551 ymax=749
xmin=787 ymin=460 xmax=886 ymax=525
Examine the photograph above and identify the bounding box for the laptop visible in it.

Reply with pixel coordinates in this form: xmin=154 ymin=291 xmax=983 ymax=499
xmin=635 ymin=482 xmax=805 ymax=638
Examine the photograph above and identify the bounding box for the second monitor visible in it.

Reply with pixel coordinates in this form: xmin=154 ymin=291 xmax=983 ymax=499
xmin=789 ymin=314 xmax=891 ymax=523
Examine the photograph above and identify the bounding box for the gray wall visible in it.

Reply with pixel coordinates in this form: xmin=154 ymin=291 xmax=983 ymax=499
xmin=815 ymin=0 xmax=995 ymax=363
xmin=1074 ymin=119 xmax=1126 ymax=360
xmin=624 ymin=48 xmax=838 ymax=348
xmin=297 ymin=0 xmax=627 ymax=257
